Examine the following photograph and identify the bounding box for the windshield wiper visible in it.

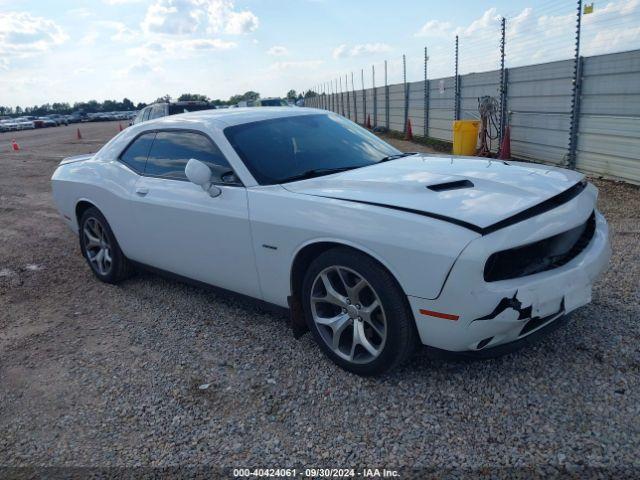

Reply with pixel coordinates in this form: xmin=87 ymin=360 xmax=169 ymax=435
xmin=280 ymin=166 xmax=358 ymax=183
xmin=378 ymin=152 xmax=418 ymax=163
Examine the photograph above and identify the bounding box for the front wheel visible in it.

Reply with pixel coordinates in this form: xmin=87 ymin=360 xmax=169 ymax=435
xmin=302 ymin=247 xmax=417 ymax=376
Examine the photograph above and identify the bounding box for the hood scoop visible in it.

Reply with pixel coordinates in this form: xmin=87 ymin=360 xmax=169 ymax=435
xmin=427 ymin=179 xmax=474 ymax=192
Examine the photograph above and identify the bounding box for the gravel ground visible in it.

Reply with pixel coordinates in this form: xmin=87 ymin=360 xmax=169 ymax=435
xmin=1 ymin=123 xmax=639 ymax=475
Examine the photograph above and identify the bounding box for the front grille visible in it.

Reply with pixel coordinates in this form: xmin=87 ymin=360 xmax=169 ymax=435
xmin=484 ymin=211 xmax=596 ymax=282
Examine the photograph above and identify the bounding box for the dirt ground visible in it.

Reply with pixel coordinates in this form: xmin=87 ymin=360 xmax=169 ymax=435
xmin=1 ymin=121 xmax=639 ymax=471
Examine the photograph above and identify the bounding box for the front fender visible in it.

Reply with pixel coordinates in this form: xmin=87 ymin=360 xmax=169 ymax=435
xmin=248 ymin=186 xmax=478 ymax=307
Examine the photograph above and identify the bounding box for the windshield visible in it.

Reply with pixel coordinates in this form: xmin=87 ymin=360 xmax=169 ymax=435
xmin=224 ymin=113 xmax=401 ymax=184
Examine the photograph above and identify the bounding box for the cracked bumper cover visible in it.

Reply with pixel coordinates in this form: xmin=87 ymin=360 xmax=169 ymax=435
xmin=408 ymin=210 xmax=611 ymax=353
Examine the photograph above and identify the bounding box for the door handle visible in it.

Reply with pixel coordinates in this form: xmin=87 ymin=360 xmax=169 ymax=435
xmin=135 ymin=186 xmax=149 ymax=196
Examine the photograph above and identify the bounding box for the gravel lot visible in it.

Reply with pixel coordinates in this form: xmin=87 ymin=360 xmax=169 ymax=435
xmin=1 ymin=122 xmax=639 ymax=475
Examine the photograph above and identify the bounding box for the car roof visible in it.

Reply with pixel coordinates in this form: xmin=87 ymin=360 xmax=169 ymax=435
xmin=138 ymin=107 xmax=325 ymax=130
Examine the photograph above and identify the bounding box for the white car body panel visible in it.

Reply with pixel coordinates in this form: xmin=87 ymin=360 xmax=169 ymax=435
xmin=51 ymin=108 xmax=611 ymax=355
xmin=129 ymin=176 xmax=261 ymax=298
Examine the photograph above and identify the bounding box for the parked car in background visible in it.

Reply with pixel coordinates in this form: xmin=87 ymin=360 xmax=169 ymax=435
xmin=15 ymin=118 xmax=35 ymax=130
xmin=0 ymin=119 xmax=19 ymax=132
xmin=46 ymin=114 xmax=68 ymax=126
xmin=255 ymin=97 xmax=289 ymax=107
xmin=51 ymin=108 xmax=611 ymax=375
xmin=132 ymin=101 xmax=214 ymax=125
xmin=37 ymin=117 xmax=57 ymax=127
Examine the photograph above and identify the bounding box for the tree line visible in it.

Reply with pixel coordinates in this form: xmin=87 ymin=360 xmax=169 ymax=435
xmin=0 ymin=89 xmax=318 ymax=118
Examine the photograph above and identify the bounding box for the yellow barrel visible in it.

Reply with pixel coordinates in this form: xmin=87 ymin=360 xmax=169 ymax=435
xmin=452 ymin=120 xmax=480 ymax=156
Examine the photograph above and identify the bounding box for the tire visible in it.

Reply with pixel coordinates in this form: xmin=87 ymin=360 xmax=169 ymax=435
xmin=302 ymin=247 xmax=417 ymax=376
xmin=78 ymin=207 xmax=132 ymax=284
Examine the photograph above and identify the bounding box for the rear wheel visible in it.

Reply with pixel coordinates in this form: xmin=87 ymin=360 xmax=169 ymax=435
xmin=79 ymin=207 xmax=132 ymax=284
xmin=302 ymin=247 xmax=417 ymax=376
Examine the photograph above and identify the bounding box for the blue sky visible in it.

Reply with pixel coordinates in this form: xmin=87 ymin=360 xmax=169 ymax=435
xmin=1 ymin=0 xmax=638 ymax=107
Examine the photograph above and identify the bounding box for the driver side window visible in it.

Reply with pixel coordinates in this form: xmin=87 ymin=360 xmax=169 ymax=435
xmin=144 ymin=131 xmax=237 ymax=183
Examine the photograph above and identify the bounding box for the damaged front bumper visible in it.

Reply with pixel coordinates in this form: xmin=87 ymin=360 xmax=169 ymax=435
xmin=408 ymin=209 xmax=611 ymax=354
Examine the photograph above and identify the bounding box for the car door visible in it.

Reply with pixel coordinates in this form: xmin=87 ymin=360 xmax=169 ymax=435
xmin=128 ymin=129 xmax=261 ymax=299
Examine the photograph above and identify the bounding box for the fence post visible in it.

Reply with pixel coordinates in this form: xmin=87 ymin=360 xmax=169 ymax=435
xmin=385 ymin=60 xmax=389 ymax=130
xmin=424 ymin=46 xmax=429 ymax=138
xmin=454 ymin=35 xmax=460 ymax=121
xmin=372 ymin=65 xmax=377 ymax=128
xmin=361 ymin=69 xmax=366 ymax=126
xmin=323 ymin=83 xmax=326 ymax=110
xmin=351 ymin=72 xmax=357 ymax=123
xmin=326 ymin=82 xmax=329 ymax=110
xmin=339 ymin=77 xmax=344 ymax=116
xmin=346 ymin=74 xmax=351 ymax=119
xmin=403 ymin=54 xmax=408 ymax=134
xmin=568 ymin=0 xmax=583 ymax=170
xmin=499 ymin=17 xmax=507 ymax=144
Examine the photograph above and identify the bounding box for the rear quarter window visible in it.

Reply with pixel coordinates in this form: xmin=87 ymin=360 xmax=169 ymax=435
xmin=119 ymin=132 xmax=156 ymax=173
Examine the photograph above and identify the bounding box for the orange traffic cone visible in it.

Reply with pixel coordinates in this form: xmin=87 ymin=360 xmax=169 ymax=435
xmin=11 ymin=139 xmax=20 ymax=151
xmin=366 ymin=114 xmax=371 ymax=129
xmin=498 ymin=125 xmax=511 ymax=160
xmin=118 ymin=123 xmax=123 ymax=132
xmin=76 ymin=128 xmax=82 ymax=140
xmin=405 ymin=118 xmax=413 ymax=141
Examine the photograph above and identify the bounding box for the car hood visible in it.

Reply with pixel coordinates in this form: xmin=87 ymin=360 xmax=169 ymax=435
xmin=282 ymin=155 xmax=585 ymax=232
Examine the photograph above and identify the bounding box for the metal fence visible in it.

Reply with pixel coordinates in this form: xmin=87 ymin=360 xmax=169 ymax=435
xmin=304 ymin=2 xmax=640 ymax=185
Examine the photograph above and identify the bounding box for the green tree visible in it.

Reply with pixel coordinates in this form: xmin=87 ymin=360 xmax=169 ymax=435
xmin=228 ymin=91 xmax=260 ymax=104
xmin=286 ymin=89 xmax=297 ymax=100
xmin=121 ymin=98 xmax=135 ymax=110
xmin=177 ymin=93 xmax=210 ymax=102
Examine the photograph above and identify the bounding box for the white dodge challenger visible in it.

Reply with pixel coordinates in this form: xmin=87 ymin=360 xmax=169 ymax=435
xmin=51 ymin=108 xmax=611 ymax=375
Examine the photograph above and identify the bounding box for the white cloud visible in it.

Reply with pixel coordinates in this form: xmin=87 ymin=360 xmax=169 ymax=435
xmin=332 ymin=44 xmax=347 ymax=59
xmin=103 ymin=0 xmax=144 ymax=4
xmin=0 ymin=11 xmax=68 ymax=62
xmin=223 ymin=9 xmax=259 ymax=34
xmin=270 ymin=60 xmax=323 ymax=70
xmin=127 ymin=37 xmax=236 ymax=60
xmin=142 ymin=0 xmax=204 ymax=35
xmin=267 ymin=45 xmax=289 ymax=56
xmin=141 ymin=0 xmax=259 ymax=36
xmin=206 ymin=1 xmax=259 ymax=35
xmin=74 ymin=67 xmax=95 ymax=75
xmin=333 ymin=43 xmax=392 ymax=59
xmin=115 ymin=61 xmax=164 ymax=79
xmin=454 ymin=7 xmax=501 ymax=37
xmin=180 ymin=38 xmax=237 ymax=50
xmin=80 ymin=31 xmax=99 ymax=46
xmin=414 ymin=19 xmax=452 ymax=38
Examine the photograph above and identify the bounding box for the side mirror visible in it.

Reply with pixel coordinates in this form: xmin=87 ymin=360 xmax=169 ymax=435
xmin=185 ymin=158 xmax=221 ymax=198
